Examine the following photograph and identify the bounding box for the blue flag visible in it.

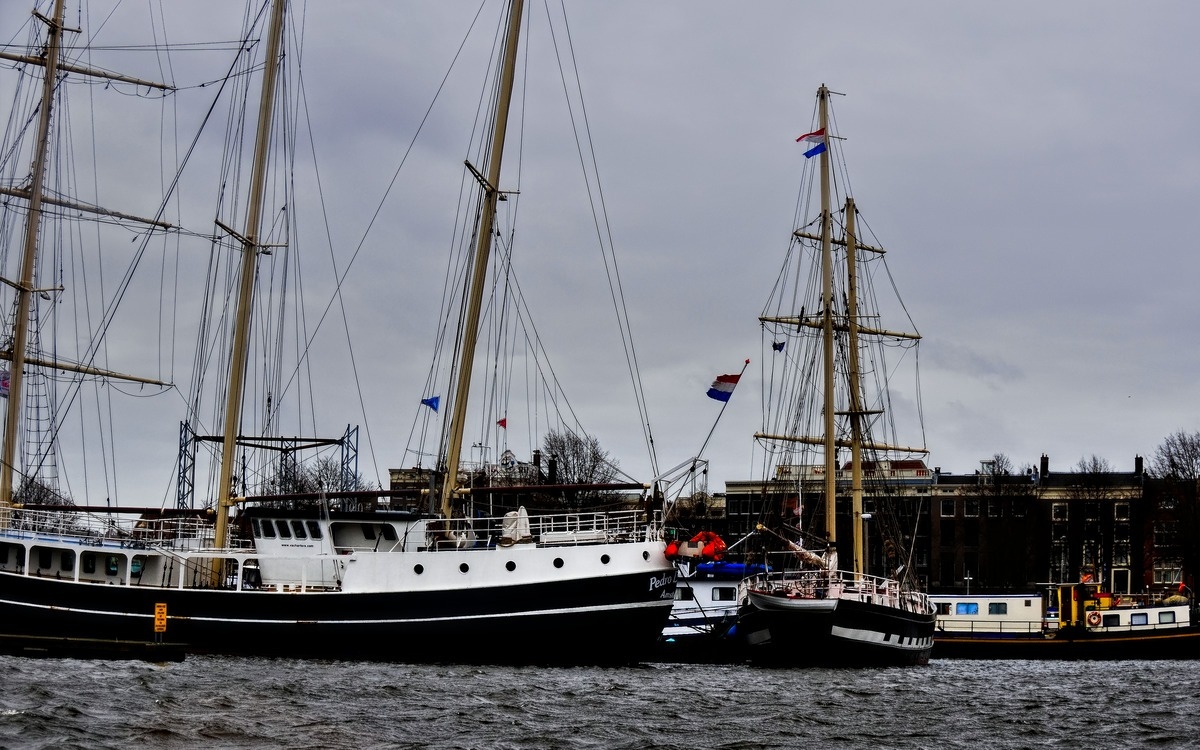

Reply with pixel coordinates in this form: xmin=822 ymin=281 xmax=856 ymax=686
xmin=421 ymin=396 xmax=439 ymax=412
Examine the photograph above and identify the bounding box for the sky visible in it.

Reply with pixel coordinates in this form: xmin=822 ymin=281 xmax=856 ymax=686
xmin=2 ymin=1 xmax=1199 ymax=507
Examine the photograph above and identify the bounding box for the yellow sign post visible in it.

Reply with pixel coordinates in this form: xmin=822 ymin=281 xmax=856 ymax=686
xmin=154 ymin=602 xmax=167 ymax=633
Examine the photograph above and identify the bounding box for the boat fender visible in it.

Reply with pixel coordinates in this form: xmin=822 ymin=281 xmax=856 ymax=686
xmin=665 ymin=541 xmax=680 ymax=559
xmin=1087 ymin=611 xmax=1101 ymax=627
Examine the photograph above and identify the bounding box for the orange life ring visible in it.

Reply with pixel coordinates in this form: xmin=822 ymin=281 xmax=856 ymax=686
xmin=1086 ymin=611 xmax=1101 ymax=627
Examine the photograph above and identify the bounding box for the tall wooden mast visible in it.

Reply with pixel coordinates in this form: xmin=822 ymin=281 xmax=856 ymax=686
xmin=440 ymin=0 xmax=525 ymax=519
xmin=214 ymin=0 xmax=288 ymax=550
xmin=816 ymin=85 xmax=838 ymax=545
xmin=0 ymin=1 xmax=170 ymax=516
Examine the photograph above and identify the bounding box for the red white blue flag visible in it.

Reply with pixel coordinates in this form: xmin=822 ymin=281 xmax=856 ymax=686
xmin=796 ymin=127 xmax=826 ymax=159
xmin=706 ymin=373 xmax=741 ymax=402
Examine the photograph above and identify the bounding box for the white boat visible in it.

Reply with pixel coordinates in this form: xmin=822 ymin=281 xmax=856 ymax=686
xmin=735 ymin=85 xmax=937 ymax=666
xmin=0 ymin=0 xmax=674 ymax=663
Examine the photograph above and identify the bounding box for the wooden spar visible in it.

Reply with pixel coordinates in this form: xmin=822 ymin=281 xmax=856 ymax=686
xmin=817 ymin=85 xmax=836 ymax=544
xmin=213 ymin=0 xmax=288 ymax=554
xmin=440 ymin=0 xmax=525 ymax=519
xmin=0 ymin=2 xmax=174 ymax=517
xmin=1 ymin=0 xmax=67 ymax=514
xmin=845 ymin=197 xmax=866 ymax=577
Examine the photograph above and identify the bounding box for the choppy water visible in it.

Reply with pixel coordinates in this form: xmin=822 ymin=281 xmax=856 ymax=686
xmin=0 ymin=655 xmax=1196 ymax=748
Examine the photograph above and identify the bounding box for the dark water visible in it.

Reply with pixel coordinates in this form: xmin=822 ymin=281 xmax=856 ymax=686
xmin=0 ymin=655 xmax=1196 ymax=748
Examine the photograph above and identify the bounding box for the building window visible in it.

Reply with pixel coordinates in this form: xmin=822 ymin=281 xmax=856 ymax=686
xmin=964 ymin=500 xmax=979 ymax=518
xmin=940 ymin=499 xmax=956 ymax=518
xmin=987 ymin=499 xmax=1002 ymax=518
xmin=1154 ymin=567 xmax=1183 ymax=585
xmin=1113 ymin=542 xmax=1130 ymax=567
xmin=1052 ymin=503 xmax=1068 ymax=522
xmin=1114 ymin=502 xmax=1129 ymax=521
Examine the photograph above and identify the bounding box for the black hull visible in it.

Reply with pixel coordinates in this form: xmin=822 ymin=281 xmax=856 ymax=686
xmin=655 ymin=624 xmax=747 ymax=664
xmin=739 ymin=597 xmax=936 ymax=667
xmin=933 ymin=628 xmax=1200 ymax=660
xmin=0 ymin=571 xmax=673 ymax=664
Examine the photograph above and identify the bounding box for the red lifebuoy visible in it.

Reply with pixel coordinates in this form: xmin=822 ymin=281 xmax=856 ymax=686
xmin=1086 ymin=611 xmax=1101 ymax=627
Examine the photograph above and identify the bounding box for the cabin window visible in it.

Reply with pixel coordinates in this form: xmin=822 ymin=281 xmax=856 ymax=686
xmin=275 ymin=520 xmax=292 ymax=539
xmin=362 ymin=524 xmax=376 ymax=541
xmin=306 ymin=521 xmax=322 ymax=539
xmin=60 ymin=550 xmax=74 ymax=572
xmin=380 ymin=525 xmax=398 ymax=541
xmin=1159 ymin=611 xmax=1177 ymax=625
xmin=988 ymin=603 xmax=1008 ymax=616
xmin=251 ymin=518 xmax=262 ymax=538
xmin=940 ymin=500 xmax=955 ymax=518
xmin=936 ymin=602 xmax=951 ymax=615
xmin=291 ymin=520 xmax=307 ymax=539
xmin=675 ymin=588 xmax=695 ymax=601
xmin=1131 ymin=613 xmax=1148 ymax=626
xmin=261 ymin=520 xmax=276 ymax=539
xmin=0 ymin=545 xmax=7 ymax=564
xmin=38 ymin=549 xmax=52 ymax=570
xmin=82 ymin=553 xmax=96 ymax=574
xmin=131 ymin=556 xmax=146 ymax=578
xmin=105 ymin=555 xmax=120 ymax=576
xmin=955 ymin=602 xmax=979 ymax=616
xmin=1102 ymin=614 xmax=1120 ymax=627
xmin=713 ymin=587 xmax=737 ymax=602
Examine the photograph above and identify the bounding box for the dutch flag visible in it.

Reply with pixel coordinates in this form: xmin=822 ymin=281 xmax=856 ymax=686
xmin=796 ymin=127 xmax=826 ymax=159
xmin=706 ymin=373 xmax=741 ymax=403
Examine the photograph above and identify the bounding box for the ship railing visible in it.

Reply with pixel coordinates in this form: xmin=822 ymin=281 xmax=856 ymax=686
xmin=748 ymin=557 xmax=933 ymax=613
xmin=432 ymin=509 xmax=661 ymax=548
xmin=935 ymin=619 xmax=1045 ymax=636
xmin=1 ymin=507 xmax=242 ymax=550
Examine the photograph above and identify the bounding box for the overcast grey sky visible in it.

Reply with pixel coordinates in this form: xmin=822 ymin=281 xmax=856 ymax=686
xmin=4 ymin=1 xmax=1198 ymax=506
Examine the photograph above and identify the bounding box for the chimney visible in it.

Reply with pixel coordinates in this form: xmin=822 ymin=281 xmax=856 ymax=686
xmin=1040 ymin=454 xmax=1049 ymax=479
xmin=548 ymin=455 xmax=558 ymax=485
xmin=1135 ymin=454 xmax=1143 ymax=475
xmin=532 ymin=450 xmax=542 ymax=483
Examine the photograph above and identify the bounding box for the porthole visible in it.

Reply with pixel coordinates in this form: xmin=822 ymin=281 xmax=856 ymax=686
xmin=413 ymin=564 xmax=424 ymax=575
xmin=642 ymin=551 xmax=650 ymax=560
xmin=506 ymin=561 xmax=516 ymax=572
xmin=553 ymin=558 xmax=564 ymax=569
xmin=460 ymin=562 xmax=470 ymax=574
xmin=600 ymin=554 xmax=611 ymax=565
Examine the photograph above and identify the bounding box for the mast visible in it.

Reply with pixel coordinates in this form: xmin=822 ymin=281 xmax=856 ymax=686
xmin=440 ymin=0 xmax=525 ymax=519
xmin=0 ymin=3 xmax=174 ymax=518
xmin=816 ymin=85 xmax=837 ymax=544
xmin=844 ymin=197 xmax=867 ymax=576
xmin=213 ymin=0 xmax=288 ymax=551
xmin=0 ymin=0 xmax=67 ymax=513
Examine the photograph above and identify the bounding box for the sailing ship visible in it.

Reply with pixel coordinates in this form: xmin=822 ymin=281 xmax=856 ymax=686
xmin=0 ymin=0 xmax=674 ymax=662
xmin=735 ymin=85 xmax=936 ymax=666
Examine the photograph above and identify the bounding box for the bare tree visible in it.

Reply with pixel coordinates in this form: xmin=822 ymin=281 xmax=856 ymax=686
xmin=1148 ymin=430 xmax=1200 ymax=480
xmin=542 ymin=429 xmax=619 ymax=486
xmin=267 ymin=455 xmax=377 ymax=495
